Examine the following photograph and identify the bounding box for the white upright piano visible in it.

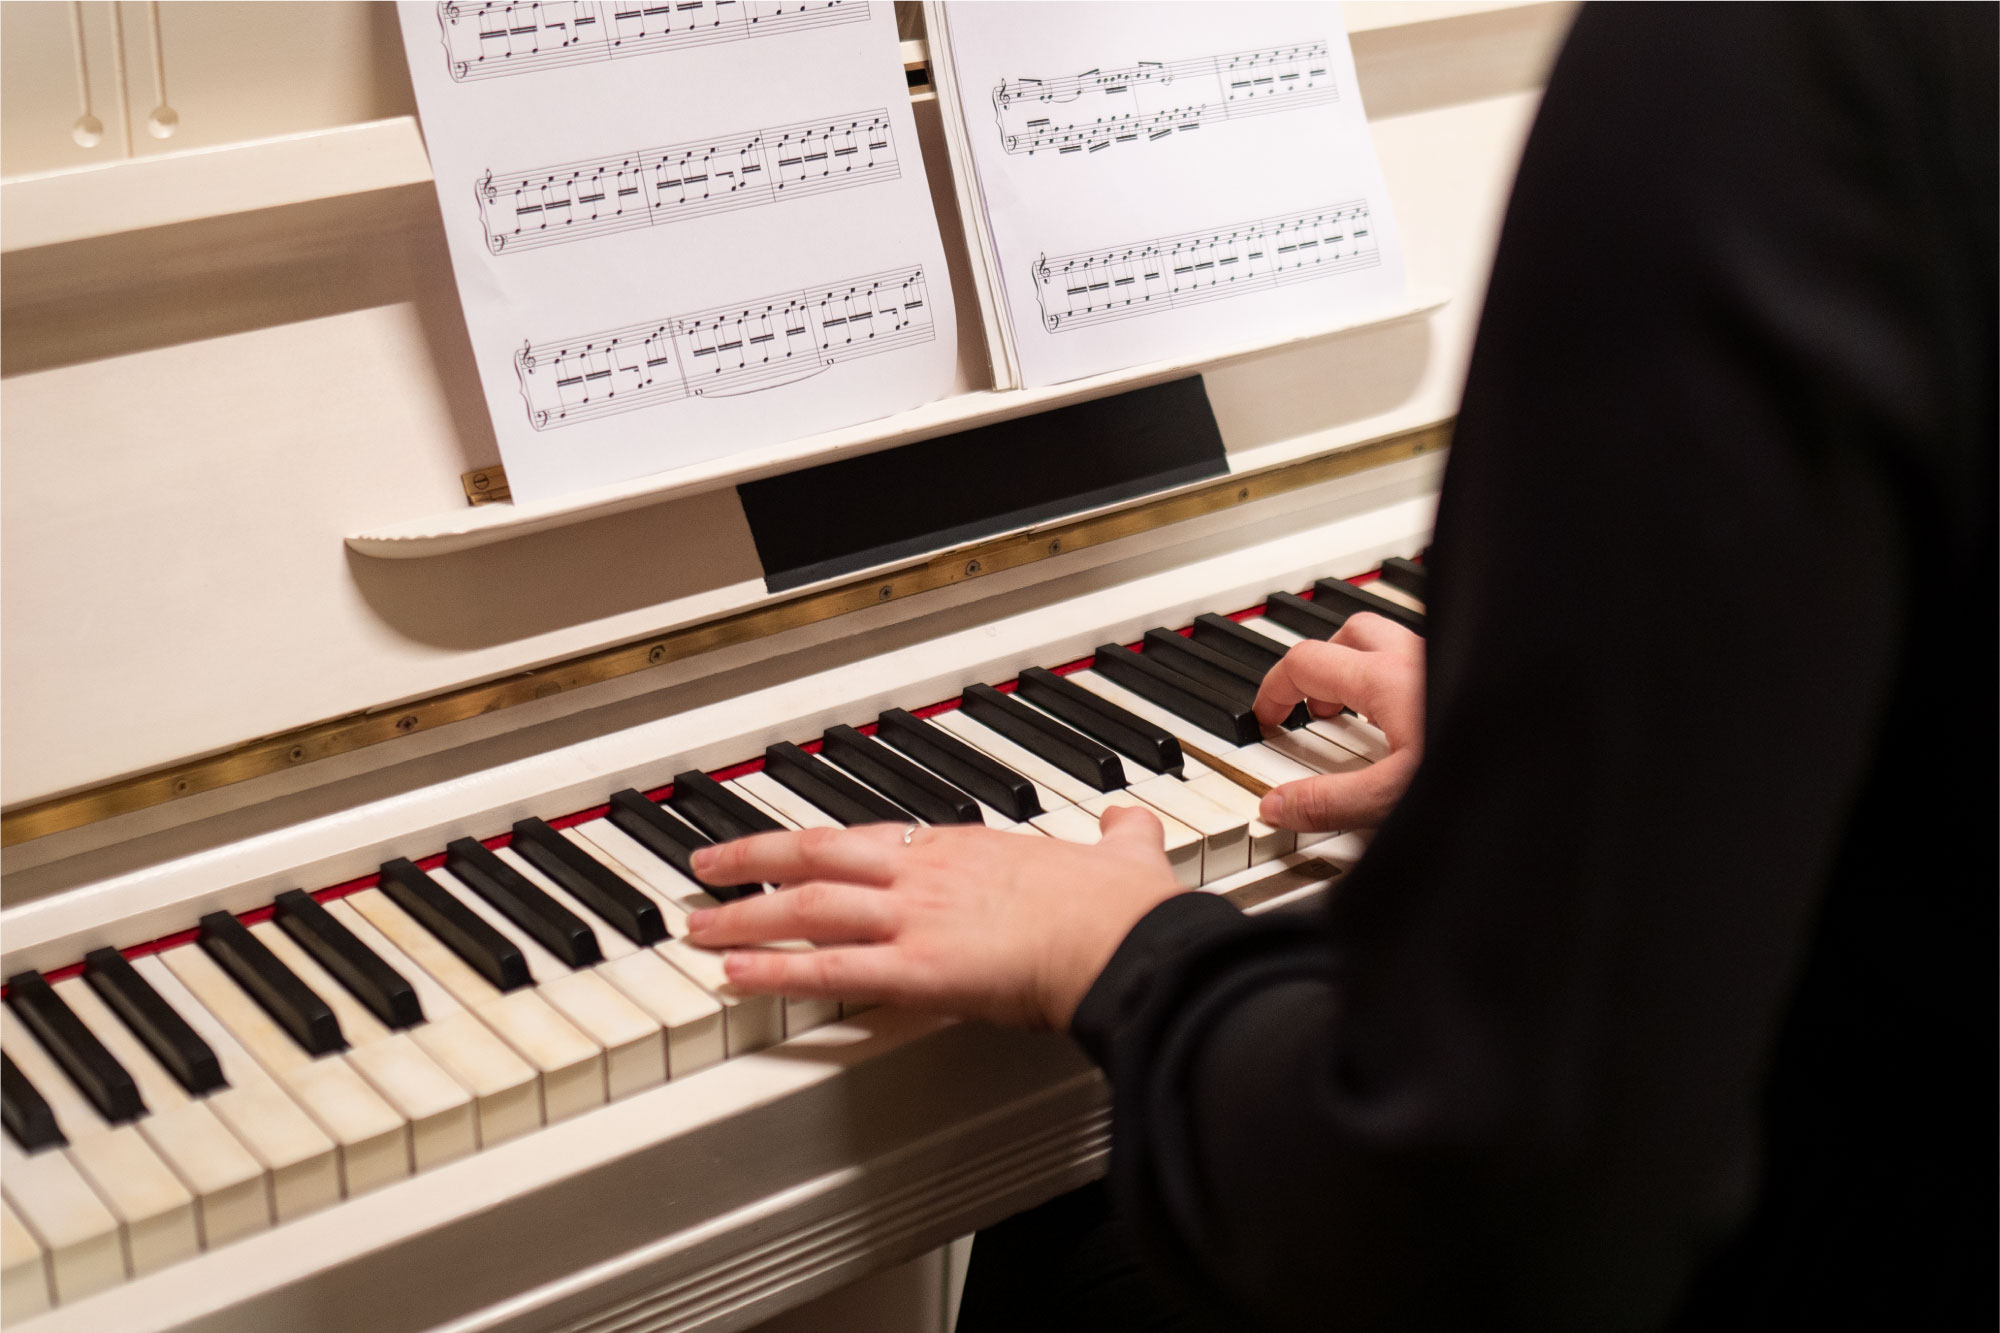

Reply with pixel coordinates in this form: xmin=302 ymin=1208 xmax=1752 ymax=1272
xmin=0 ymin=4 xmax=1571 ymax=1329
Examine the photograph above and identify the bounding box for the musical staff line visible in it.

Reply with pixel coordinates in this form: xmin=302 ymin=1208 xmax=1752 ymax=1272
xmin=477 ymin=109 xmax=899 ymax=254
xmin=436 ymin=0 xmax=865 ymax=82
xmin=1031 ymin=202 xmax=1379 ymax=333
xmin=992 ymin=39 xmax=1337 ymax=157
xmin=515 ymin=264 xmax=934 ymax=428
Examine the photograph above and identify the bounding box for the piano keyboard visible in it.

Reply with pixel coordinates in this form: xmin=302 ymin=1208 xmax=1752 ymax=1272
xmin=0 ymin=567 xmax=1424 ymax=1321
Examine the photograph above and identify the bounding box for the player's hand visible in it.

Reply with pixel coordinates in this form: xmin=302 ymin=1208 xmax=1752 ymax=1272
xmin=1251 ymin=612 xmax=1425 ymax=831
xmin=683 ymin=807 xmax=1184 ymax=1030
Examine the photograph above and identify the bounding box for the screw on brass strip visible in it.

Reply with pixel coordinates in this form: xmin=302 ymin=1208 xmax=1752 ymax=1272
xmin=1 ymin=422 xmax=1447 ymax=847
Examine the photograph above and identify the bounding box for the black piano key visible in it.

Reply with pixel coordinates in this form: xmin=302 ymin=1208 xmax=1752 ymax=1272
xmin=1313 ymin=577 xmax=1426 ymax=635
xmin=606 ymin=790 xmax=763 ymax=904
xmin=1379 ymin=556 xmax=1427 ymax=599
xmin=379 ymin=858 xmax=530 ymax=993
xmin=1262 ymin=589 xmax=1348 ymax=639
xmin=962 ymin=684 xmax=1126 ymax=792
xmin=83 ymin=948 xmax=225 ymax=1096
xmin=1016 ymin=667 xmax=1184 ymax=775
xmin=1 ymin=1052 xmax=65 ymax=1151
xmin=819 ymin=727 xmax=981 ymax=825
xmin=274 ymin=890 xmax=424 ymax=1030
xmin=875 ymin=709 xmax=1042 ymax=822
xmin=1091 ymin=643 xmax=1262 ymax=746
xmin=510 ymin=818 xmax=668 ymax=947
xmin=765 ymin=741 xmax=914 ymax=826
xmin=1190 ymin=613 xmax=1287 ymax=672
xmin=446 ymin=838 xmax=602 ymax=968
xmin=197 ymin=914 xmax=346 ymax=1056
xmin=668 ymin=770 xmax=785 ymax=845
xmin=5 ymin=969 xmax=147 ymax=1124
xmin=1140 ymin=631 xmax=1310 ymax=729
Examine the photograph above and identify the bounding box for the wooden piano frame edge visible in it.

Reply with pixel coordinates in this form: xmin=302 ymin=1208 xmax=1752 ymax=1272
xmin=0 ymin=423 xmax=1449 ymax=848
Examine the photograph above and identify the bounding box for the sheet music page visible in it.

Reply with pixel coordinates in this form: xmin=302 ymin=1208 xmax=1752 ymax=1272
xmin=398 ymin=1 xmax=956 ymax=504
xmin=939 ymin=2 xmax=1403 ymax=390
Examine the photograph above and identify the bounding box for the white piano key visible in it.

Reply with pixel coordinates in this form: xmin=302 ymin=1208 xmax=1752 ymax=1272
xmin=1359 ymin=579 xmax=1425 ymax=613
xmin=128 ymin=956 xmax=341 ymax=1223
xmin=323 ymin=898 xmax=541 ymax=1146
xmin=1122 ymin=773 xmax=1251 ymax=881
xmin=1307 ymin=712 xmax=1391 ymax=764
xmin=1 ymin=1198 xmax=51 ymax=1321
xmin=1254 ymin=726 xmax=1372 ymax=777
xmin=53 ymin=977 xmax=269 ymax=1247
xmin=1239 ymin=614 xmax=1306 ymax=646
xmin=342 ymin=888 xmax=604 ymax=1125
xmin=1077 ymin=792 xmax=1204 ymax=890
xmin=1184 ymin=773 xmax=1297 ymax=865
xmin=1 ymin=1138 xmax=124 ymax=1304
xmin=926 ymin=709 xmax=1095 ymax=806
xmin=0 ymin=1010 xmax=199 ymax=1277
xmin=1216 ymin=746 xmax=1338 ymax=843
xmin=1027 ymin=804 xmax=1104 ymax=845
xmin=495 ymin=846 xmax=725 ymax=1078
xmin=430 ymin=867 xmax=664 ymax=1101
xmin=730 ymin=771 xmax=843 ymax=830
xmin=247 ymin=921 xmax=476 ymax=1172
xmin=569 ymin=820 xmax=787 ymax=1056
xmin=157 ymin=945 xmax=410 ymax=1197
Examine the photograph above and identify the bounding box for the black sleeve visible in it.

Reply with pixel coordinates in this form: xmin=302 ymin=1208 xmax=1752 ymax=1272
xmin=1070 ymin=7 xmax=1996 ymax=1332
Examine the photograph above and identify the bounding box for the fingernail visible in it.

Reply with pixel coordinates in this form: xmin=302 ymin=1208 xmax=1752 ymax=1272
xmin=686 ymin=907 xmax=714 ymax=934
xmin=690 ymin=847 xmax=717 ymax=875
xmin=1259 ymin=790 xmax=1284 ymax=823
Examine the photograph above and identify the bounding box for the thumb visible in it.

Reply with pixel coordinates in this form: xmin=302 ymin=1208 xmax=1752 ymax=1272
xmin=1258 ymin=769 xmax=1399 ymax=833
xmin=1097 ymin=802 xmax=1166 ymax=856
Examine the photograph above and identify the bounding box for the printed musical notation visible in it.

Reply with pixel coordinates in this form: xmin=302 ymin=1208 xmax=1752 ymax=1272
xmin=992 ymin=40 xmax=1336 ymax=156
xmin=436 ymin=0 xmax=864 ymax=82
xmin=477 ymin=110 xmax=898 ymax=253
xmin=515 ymin=265 xmax=933 ymax=428
xmin=1031 ymin=202 xmax=1378 ymax=333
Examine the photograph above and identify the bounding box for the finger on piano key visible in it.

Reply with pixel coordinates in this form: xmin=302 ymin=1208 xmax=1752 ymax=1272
xmin=1190 ymin=613 xmax=1287 ymax=672
xmin=1 ymin=1135 xmax=124 ymax=1303
xmin=1210 ymin=743 xmax=1341 ymax=846
xmin=379 ymin=858 xmax=531 ymax=994
xmin=564 ymin=820 xmax=784 ymax=1056
xmin=3 ymin=1050 xmax=66 ymax=1152
xmin=731 ymin=770 xmax=844 ymax=830
xmin=82 ymin=949 xmax=225 ymax=1097
xmin=820 ymin=726 xmax=981 ymax=824
xmin=876 ymin=708 xmax=1042 ymax=822
xmin=1 ymin=1198 xmax=51 ymax=1320
xmin=963 ymin=684 xmax=1127 ymax=792
xmin=1139 ymin=630 xmax=1309 ymax=728
xmin=322 ymin=898 xmax=542 ymax=1146
xmin=1379 ymin=555 xmax=1428 ymax=601
xmin=53 ymin=977 xmax=269 ymax=1246
xmin=156 ymin=946 xmax=409 ymax=1197
xmin=926 ymin=708 xmax=1090 ymax=807
xmin=1015 ymin=667 xmax=1185 ymax=775
xmin=197 ymin=913 xmax=345 ymax=1057
xmin=447 ymin=838 xmax=601 ymax=969
xmin=127 ymin=956 xmax=341 ymax=1221
xmin=510 ymin=818 xmax=668 ymax=947
xmin=607 ymin=789 xmax=762 ymax=903
xmin=274 ymin=890 xmax=423 ymax=1030
xmin=0 ymin=1009 xmax=199 ymax=1275
xmin=1184 ymin=773 xmax=1296 ymax=862
xmin=1313 ymin=576 xmax=1425 ymax=634
xmin=429 ymin=866 xmax=663 ymax=1101
xmin=1091 ymin=644 xmax=1261 ymax=746
xmin=766 ymin=740 xmax=915 ymax=825
xmin=669 ymin=770 xmax=785 ymax=844
xmin=247 ymin=923 xmax=475 ymax=1171
xmin=5 ymin=970 xmax=145 ymax=1124
xmin=1077 ymin=792 xmax=1204 ymax=889
xmin=1261 ymin=590 xmax=1346 ymax=640
xmin=494 ymin=846 xmax=729 ymax=1072
xmin=1121 ymin=774 xmax=1251 ymax=882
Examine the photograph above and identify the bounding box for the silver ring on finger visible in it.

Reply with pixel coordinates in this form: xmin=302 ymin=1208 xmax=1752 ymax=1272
xmin=902 ymin=822 xmax=920 ymax=847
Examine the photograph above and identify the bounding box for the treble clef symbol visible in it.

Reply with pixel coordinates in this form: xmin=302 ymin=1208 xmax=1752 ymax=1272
xmin=479 ymin=170 xmax=497 ymax=203
xmin=443 ymin=2 xmax=460 ymax=17
xmin=517 ymin=339 xmax=537 ymax=372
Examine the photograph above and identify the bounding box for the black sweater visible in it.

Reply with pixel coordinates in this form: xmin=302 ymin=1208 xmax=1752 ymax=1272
xmin=1069 ymin=7 xmax=1997 ymax=1330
